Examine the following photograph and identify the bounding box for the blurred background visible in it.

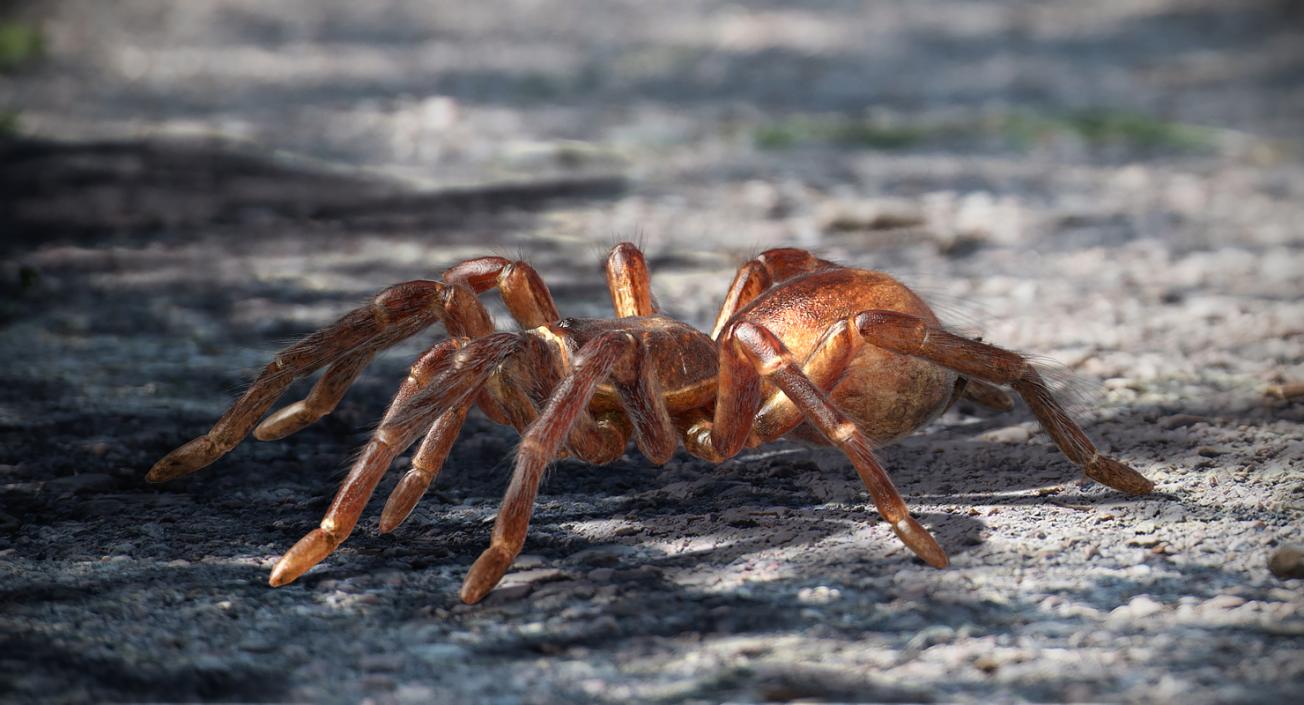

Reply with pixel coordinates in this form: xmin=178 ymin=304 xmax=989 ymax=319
xmin=2 ymin=2 xmax=1302 ymax=704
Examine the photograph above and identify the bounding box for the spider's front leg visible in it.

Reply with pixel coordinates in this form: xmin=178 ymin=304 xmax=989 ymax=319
xmin=147 ymin=281 xmax=461 ymax=482
xmin=269 ymin=332 xmax=525 ymax=587
xmin=460 ymin=328 xmax=685 ymax=604
xmin=459 ymin=331 xmax=638 ymax=603
xmin=149 ymin=253 xmax=566 ymax=483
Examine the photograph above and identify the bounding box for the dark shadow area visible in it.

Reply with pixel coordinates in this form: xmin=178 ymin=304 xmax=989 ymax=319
xmin=0 ymin=136 xmax=625 ymax=255
xmin=0 ymin=632 xmax=289 ymax=704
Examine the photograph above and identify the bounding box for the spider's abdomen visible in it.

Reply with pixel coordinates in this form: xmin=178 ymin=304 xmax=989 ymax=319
xmin=735 ymin=266 xmax=958 ymax=445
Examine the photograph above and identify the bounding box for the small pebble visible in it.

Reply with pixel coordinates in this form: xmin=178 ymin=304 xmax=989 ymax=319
xmin=797 ymin=586 xmax=842 ymax=605
xmin=513 ymin=554 xmax=546 ymax=569
xmin=1109 ymin=595 xmax=1164 ymax=622
xmin=1204 ymin=595 xmax=1246 ymax=610
xmin=501 ymin=568 xmax=565 ymax=586
xmin=1158 ymin=414 xmax=1206 ymax=430
xmin=1268 ymin=546 xmax=1304 ymax=579
xmin=979 ymin=426 xmax=1031 ymax=444
xmin=482 ymin=582 xmax=533 ymax=604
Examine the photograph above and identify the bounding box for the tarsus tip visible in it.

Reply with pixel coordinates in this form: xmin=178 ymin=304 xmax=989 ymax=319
xmin=893 ymin=516 xmax=949 ymax=569
xmin=268 ymin=528 xmax=337 ymax=588
xmin=254 ymin=401 xmax=316 ymax=442
xmin=378 ymin=471 xmax=430 ymax=534
xmin=1087 ymin=456 xmax=1155 ymax=495
xmin=460 ymin=545 xmax=516 ymax=604
xmin=146 ymin=437 xmax=219 ymax=482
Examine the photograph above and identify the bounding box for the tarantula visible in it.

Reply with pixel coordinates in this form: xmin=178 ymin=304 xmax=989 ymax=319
xmin=148 ymin=243 xmax=1153 ymax=603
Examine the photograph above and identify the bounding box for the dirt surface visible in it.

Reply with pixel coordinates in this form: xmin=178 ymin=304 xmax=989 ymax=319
xmin=2 ymin=1 xmax=1303 ymax=703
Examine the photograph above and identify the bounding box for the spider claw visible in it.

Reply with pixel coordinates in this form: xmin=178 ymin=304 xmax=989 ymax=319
xmin=460 ymin=545 xmax=515 ymax=604
xmin=269 ymin=528 xmax=337 ymax=587
xmin=147 ymin=437 xmax=220 ymax=482
xmin=253 ymin=401 xmax=318 ymax=441
xmin=1085 ymin=456 xmax=1154 ymax=495
xmin=892 ymin=516 xmax=949 ymax=568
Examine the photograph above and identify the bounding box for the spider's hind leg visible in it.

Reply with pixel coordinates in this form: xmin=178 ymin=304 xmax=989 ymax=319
xmin=710 ymin=248 xmax=834 ymax=339
xmin=959 ymin=377 xmax=1016 ymax=412
xmin=851 ymin=309 xmax=1153 ymax=495
xmin=728 ymin=321 xmax=949 ymax=569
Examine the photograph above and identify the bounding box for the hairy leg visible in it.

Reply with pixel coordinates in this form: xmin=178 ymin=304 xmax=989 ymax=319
xmin=268 ymin=332 xmax=525 ymax=587
xmin=252 ymin=347 xmax=378 ymax=441
xmin=442 ymin=256 xmax=560 ymax=426
xmin=960 ymin=378 xmax=1016 ymax=411
xmin=750 ymin=317 xmax=862 ymax=440
xmin=366 ymin=256 xmax=570 ymax=533
xmin=461 ymin=331 xmax=638 ymax=603
xmin=605 ymin=242 xmax=657 ymax=318
xmin=148 ymin=281 xmax=453 ymax=482
xmin=850 ymin=310 xmax=1153 ymax=494
xmin=730 ymin=322 xmax=949 ymax=567
xmin=682 ymin=322 xmax=764 ymax=462
xmin=710 ymin=248 xmax=832 ymax=339
xmin=256 ymin=254 xmax=564 ymax=447
xmin=442 ymin=256 xmax=560 ymax=330
xmin=613 ymin=337 xmax=677 ymax=464
xmin=377 ymin=395 xmax=476 ymax=533
xmin=151 ymin=248 xmax=574 ymax=483
xmin=376 ymin=330 xmax=630 ymax=535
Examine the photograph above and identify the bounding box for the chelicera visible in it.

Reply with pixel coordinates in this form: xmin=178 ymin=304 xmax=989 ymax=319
xmin=148 ymin=243 xmax=1153 ymax=603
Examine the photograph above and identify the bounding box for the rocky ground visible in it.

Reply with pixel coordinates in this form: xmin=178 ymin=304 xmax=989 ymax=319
xmin=1 ymin=1 xmax=1303 ymax=703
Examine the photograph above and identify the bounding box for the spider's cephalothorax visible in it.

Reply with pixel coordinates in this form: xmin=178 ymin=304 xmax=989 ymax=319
xmin=148 ymin=243 xmax=1153 ymax=604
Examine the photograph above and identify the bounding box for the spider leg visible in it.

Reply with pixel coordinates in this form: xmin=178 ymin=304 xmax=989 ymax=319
xmin=850 ymin=310 xmax=1153 ymax=494
xmin=606 ymin=242 xmax=657 ymax=317
xmin=252 ymin=348 xmax=377 ymax=441
xmin=257 ymin=255 xmax=562 ymax=445
xmin=960 ymin=378 xmax=1016 ymax=411
xmin=710 ymin=248 xmax=833 ymax=339
xmin=377 ymin=395 xmax=475 ymax=534
xmin=377 ymin=336 xmax=552 ymax=535
xmin=751 ymin=318 xmax=862 ymax=440
xmin=148 ymin=281 xmax=453 ymax=482
xmin=258 ymin=274 xmax=501 ymax=442
xmin=613 ymin=336 xmax=677 ymax=464
xmin=269 ymin=332 xmax=525 ymax=587
xmin=729 ymin=321 xmax=949 ymax=568
xmin=442 ymin=256 xmax=561 ymax=427
xmin=681 ymin=323 xmax=765 ymax=462
xmin=376 ymin=332 xmax=632 ymax=534
xmin=530 ymin=327 xmax=632 ymax=464
xmin=746 ymin=322 xmax=1017 ymax=440
xmin=564 ymin=410 xmax=630 ymax=465
xmin=443 ymin=256 xmax=560 ymax=329
xmin=461 ymin=331 xmax=639 ymax=604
